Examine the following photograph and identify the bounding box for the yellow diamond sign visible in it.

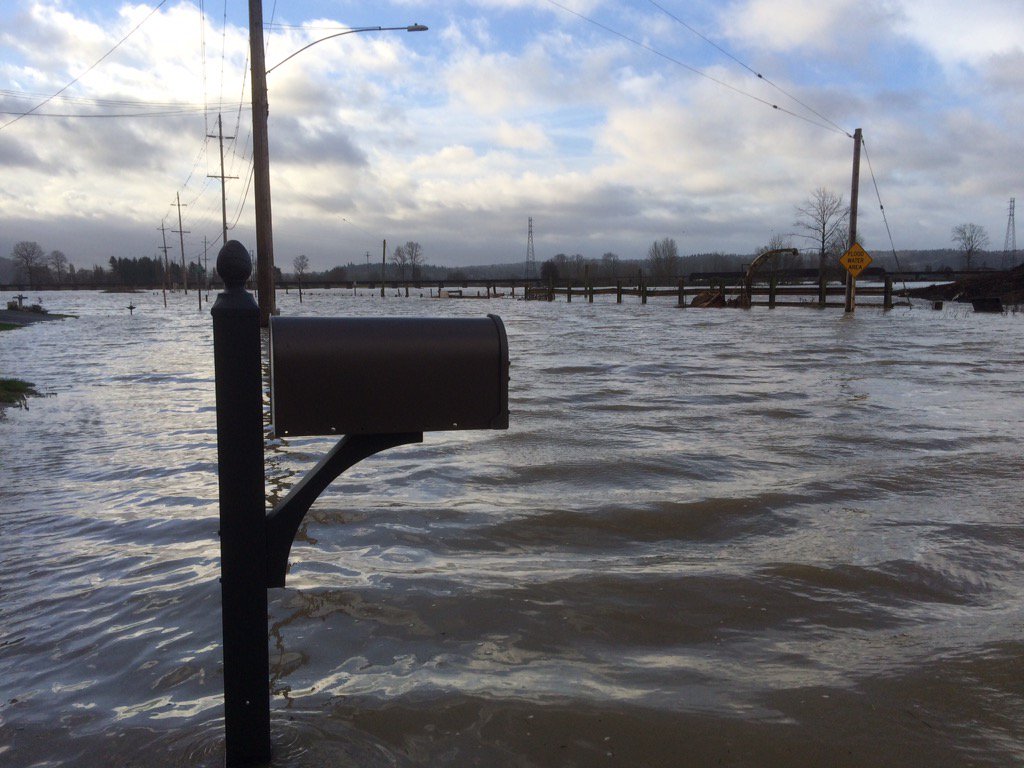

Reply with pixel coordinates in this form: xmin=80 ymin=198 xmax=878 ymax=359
xmin=840 ymin=243 xmax=872 ymax=278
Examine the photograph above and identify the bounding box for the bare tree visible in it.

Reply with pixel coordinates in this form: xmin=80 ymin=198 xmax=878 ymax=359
xmin=601 ymin=252 xmax=619 ymax=279
xmin=48 ymin=250 xmax=68 ymax=284
xmin=794 ymin=188 xmax=849 ymax=273
xmin=404 ymin=241 xmax=424 ymax=280
xmin=951 ymin=223 xmax=989 ymax=269
xmin=540 ymin=259 xmax=559 ymax=285
xmin=293 ymin=254 xmax=309 ymax=303
xmin=11 ymin=241 xmax=44 ymax=286
xmin=647 ymin=237 xmax=680 ymax=283
xmin=570 ymin=253 xmax=586 ymax=281
xmin=391 ymin=244 xmax=408 ymax=280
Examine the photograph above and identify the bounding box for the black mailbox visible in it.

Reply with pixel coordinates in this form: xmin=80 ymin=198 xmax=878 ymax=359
xmin=270 ymin=315 xmax=509 ymax=437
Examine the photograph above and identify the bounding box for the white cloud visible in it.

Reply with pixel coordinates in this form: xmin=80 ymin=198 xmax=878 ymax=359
xmin=719 ymin=0 xmax=865 ymax=52
xmin=494 ymin=120 xmax=552 ymax=151
xmin=0 ymin=0 xmax=1020 ymax=268
xmin=897 ymin=0 xmax=1024 ymax=67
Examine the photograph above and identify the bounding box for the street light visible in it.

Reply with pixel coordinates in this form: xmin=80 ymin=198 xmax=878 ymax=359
xmin=247 ymin=3 xmax=428 ymax=327
xmin=267 ymin=24 xmax=428 ymax=74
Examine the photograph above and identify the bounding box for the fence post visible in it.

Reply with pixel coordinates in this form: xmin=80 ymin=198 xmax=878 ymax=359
xmin=769 ymin=274 xmax=778 ymax=309
xmin=616 ymin=281 xmax=622 ymax=304
xmin=567 ymin=284 xmax=572 ymax=303
xmin=884 ymin=275 xmax=893 ymax=311
xmin=211 ymin=241 xmax=271 ymax=767
xmin=677 ymin=277 xmax=685 ymax=308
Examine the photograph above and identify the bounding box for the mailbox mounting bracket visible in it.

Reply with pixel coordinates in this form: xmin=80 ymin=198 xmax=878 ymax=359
xmin=265 ymin=432 xmax=423 ymax=587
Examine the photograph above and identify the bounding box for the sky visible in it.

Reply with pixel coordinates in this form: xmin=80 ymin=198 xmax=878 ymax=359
xmin=1 ymin=0 xmax=1022 ymax=270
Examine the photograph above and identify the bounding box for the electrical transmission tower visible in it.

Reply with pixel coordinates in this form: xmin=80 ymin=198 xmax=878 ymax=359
xmin=1003 ymin=198 xmax=1017 ymax=269
xmin=525 ymin=217 xmax=536 ymax=281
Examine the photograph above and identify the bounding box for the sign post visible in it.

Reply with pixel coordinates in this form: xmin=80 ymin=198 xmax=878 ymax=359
xmin=839 ymin=243 xmax=872 ymax=313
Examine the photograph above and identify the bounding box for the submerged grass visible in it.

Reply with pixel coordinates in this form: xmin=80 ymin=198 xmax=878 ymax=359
xmin=0 ymin=378 xmax=39 ymax=406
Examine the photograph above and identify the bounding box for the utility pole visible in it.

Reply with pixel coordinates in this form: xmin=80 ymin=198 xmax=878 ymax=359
xmin=208 ymin=113 xmax=238 ymax=248
xmin=173 ymin=192 xmax=190 ymax=295
xmin=203 ymin=237 xmax=210 ymax=293
xmin=380 ymin=239 xmax=386 ymax=298
xmin=248 ymin=0 xmax=275 ymax=327
xmin=158 ymin=222 xmax=171 ymax=307
xmin=845 ymin=127 xmax=862 ymax=314
xmin=198 ymin=236 xmax=209 ymax=310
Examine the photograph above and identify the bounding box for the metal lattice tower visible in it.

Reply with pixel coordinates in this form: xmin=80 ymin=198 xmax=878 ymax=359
xmin=525 ymin=217 xmax=536 ymax=280
xmin=1004 ymin=198 xmax=1017 ymax=268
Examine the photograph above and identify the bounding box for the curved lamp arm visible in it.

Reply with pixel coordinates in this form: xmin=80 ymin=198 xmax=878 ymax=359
xmin=267 ymin=24 xmax=428 ymax=74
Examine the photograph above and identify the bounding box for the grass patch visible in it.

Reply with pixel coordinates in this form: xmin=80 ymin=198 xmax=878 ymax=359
xmin=0 ymin=378 xmax=39 ymax=406
xmin=0 ymin=322 xmax=19 ymax=331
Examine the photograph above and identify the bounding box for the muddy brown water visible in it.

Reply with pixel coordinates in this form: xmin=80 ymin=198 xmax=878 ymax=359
xmin=1 ymin=290 xmax=1022 ymax=766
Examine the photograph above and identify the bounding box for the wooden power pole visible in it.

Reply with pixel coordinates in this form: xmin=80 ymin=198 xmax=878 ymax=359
xmin=173 ymin=192 xmax=190 ymax=295
xmin=207 ymin=113 xmax=237 ymax=249
xmin=845 ymin=127 xmax=862 ymax=313
xmin=249 ymin=0 xmax=275 ymax=327
xmin=158 ymin=221 xmax=171 ymax=307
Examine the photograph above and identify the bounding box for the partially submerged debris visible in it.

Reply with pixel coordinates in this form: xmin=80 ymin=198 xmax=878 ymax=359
xmin=690 ymin=289 xmax=727 ymax=308
xmin=902 ymin=264 xmax=1024 ymax=309
xmin=0 ymin=378 xmax=39 ymax=409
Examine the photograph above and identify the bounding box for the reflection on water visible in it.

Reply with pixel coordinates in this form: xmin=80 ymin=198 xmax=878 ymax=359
xmin=1 ymin=289 xmax=1022 ymax=767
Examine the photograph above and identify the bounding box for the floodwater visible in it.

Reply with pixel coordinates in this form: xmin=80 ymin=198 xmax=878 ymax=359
xmin=1 ymin=288 xmax=1022 ymax=767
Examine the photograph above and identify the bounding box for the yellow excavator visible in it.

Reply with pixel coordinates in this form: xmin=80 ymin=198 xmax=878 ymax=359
xmin=732 ymin=247 xmax=800 ymax=308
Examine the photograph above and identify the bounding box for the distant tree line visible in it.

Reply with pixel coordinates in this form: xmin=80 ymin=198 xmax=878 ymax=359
xmin=7 ymin=197 xmax=1013 ymax=290
xmin=5 ymin=241 xmax=210 ymax=288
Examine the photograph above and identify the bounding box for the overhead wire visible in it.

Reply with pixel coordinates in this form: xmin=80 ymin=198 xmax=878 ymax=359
xmin=200 ymin=0 xmax=209 ymax=135
xmin=550 ymin=0 xmax=906 ymax=267
xmin=645 ymin=0 xmax=852 ymax=137
xmin=0 ymin=106 xmax=213 ymax=118
xmin=223 ymin=0 xmax=277 ymax=236
xmin=862 ymin=137 xmax=907 ymax=288
xmin=542 ymin=0 xmax=847 ymax=136
xmin=219 ymin=0 xmax=230 ymax=117
xmin=0 ymin=89 xmax=220 ymax=109
xmin=164 ymin=0 xmax=226 ymax=264
xmin=173 ymin=0 xmax=262 ymax=258
xmin=0 ymin=0 xmax=170 ymax=131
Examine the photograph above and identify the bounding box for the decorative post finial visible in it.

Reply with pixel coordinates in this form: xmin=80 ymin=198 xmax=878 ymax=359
xmin=217 ymin=240 xmax=252 ymax=290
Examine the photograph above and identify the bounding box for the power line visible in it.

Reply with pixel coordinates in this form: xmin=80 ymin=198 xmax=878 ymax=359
xmin=219 ymin=0 xmax=230 ymax=118
xmin=200 ymin=0 xmax=209 ymax=135
xmin=645 ymin=0 xmax=852 ymax=137
xmin=0 ymin=0 xmax=170 ymax=132
xmin=861 ymin=137 xmax=905 ymax=284
xmin=543 ymin=0 xmax=848 ymax=136
xmin=0 ymin=107 xmax=215 ymax=119
xmin=0 ymin=89 xmax=225 ymax=109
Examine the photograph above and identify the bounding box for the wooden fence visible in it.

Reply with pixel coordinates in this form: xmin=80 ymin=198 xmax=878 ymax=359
xmin=523 ymin=277 xmax=901 ymax=310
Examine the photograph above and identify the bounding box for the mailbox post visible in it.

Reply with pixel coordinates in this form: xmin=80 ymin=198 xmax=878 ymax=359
xmin=211 ymin=241 xmax=510 ymax=766
xmin=211 ymin=242 xmax=271 ymax=766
